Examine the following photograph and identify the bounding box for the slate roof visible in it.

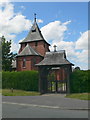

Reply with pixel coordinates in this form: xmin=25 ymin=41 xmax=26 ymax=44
xmin=36 ymin=50 xmax=74 ymax=66
xmin=17 ymin=44 xmax=42 ymax=57
xmin=20 ymin=21 xmax=50 ymax=45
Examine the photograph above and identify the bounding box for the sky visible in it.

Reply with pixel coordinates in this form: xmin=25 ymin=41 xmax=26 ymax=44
xmin=0 ymin=0 xmax=89 ymax=70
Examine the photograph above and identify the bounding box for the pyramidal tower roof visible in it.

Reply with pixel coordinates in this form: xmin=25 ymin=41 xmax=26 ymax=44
xmin=20 ymin=14 xmax=50 ymax=45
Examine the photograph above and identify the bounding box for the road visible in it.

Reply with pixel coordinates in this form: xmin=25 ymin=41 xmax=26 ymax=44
xmin=2 ymin=95 xmax=88 ymax=110
xmin=2 ymin=95 xmax=89 ymax=118
xmin=2 ymin=102 xmax=88 ymax=118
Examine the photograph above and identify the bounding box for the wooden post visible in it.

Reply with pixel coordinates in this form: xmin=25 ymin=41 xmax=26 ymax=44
xmin=38 ymin=66 xmax=51 ymax=94
xmin=66 ymin=65 xmax=72 ymax=94
xmin=38 ymin=66 xmax=44 ymax=94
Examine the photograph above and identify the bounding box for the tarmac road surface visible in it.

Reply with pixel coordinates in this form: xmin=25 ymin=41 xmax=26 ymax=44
xmin=2 ymin=102 xmax=88 ymax=118
xmin=2 ymin=95 xmax=89 ymax=118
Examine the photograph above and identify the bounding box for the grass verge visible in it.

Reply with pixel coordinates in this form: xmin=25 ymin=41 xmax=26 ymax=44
xmin=66 ymin=93 xmax=90 ymax=100
xmin=2 ymin=89 xmax=40 ymax=96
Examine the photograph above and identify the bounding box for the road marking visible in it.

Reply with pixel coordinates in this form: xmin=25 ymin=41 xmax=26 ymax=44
xmin=2 ymin=102 xmax=60 ymax=109
xmin=2 ymin=102 xmax=89 ymax=110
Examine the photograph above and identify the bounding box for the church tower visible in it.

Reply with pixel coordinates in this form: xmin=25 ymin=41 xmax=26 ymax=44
xmin=19 ymin=14 xmax=50 ymax=56
xmin=16 ymin=14 xmax=50 ymax=71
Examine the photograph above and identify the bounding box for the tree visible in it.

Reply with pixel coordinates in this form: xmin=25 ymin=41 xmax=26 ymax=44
xmin=0 ymin=37 xmax=2 ymax=71
xmin=73 ymin=66 xmax=80 ymax=72
xmin=2 ymin=36 xmax=16 ymax=71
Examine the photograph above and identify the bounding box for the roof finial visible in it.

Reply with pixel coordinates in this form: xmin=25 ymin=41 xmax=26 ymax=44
xmin=34 ymin=13 xmax=36 ymax=22
xmin=53 ymin=45 xmax=57 ymax=52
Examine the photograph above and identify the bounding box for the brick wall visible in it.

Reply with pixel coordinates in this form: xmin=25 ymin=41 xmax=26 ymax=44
xmin=17 ymin=40 xmax=50 ymax=71
xmin=19 ymin=41 xmax=50 ymax=56
xmin=28 ymin=41 xmax=50 ymax=56
xmin=16 ymin=56 xmax=43 ymax=71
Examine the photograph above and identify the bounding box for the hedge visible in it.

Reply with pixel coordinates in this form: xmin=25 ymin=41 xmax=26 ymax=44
xmin=2 ymin=70 xmax=89 ymax=93
xmin=2 ymin=71 xmax=39 ymax=91
xmin=70 ymin=70 xmax=89 ymax=93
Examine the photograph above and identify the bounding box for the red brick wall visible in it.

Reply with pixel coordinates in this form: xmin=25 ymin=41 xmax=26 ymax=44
xmin=28 ymin=41 xmax=50 ymax=56
xmin=16 ymin=56 xmax=43 ymax=71
xmin=18 ymin=41 xmax=50 ymax=56
xmin=17 ymin=40 xmax=50 ymax=72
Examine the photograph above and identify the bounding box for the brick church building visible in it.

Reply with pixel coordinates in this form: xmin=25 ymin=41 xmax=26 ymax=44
xmin=14 ymin=14 xmax=73 ymax=87
xmin=16 ymin=15 xmax=50 ymax=71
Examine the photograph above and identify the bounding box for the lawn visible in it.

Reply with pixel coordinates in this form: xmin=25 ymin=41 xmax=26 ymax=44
xmin=66 ymin=93 xmax=90 ymax=100
xmin=2 ymin=89 xmax=40 ymax=96
xmin=1 ymin=89 xmax=90 ymax=100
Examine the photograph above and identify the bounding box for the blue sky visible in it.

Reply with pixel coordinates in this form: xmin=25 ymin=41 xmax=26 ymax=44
xmin=14 ymin=2 xmax=88 ymax=43
xmin=0 ymin=1 xmax=88 ymax=69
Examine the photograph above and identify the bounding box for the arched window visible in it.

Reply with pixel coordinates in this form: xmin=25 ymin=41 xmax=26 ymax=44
xmin=22 ymin=58 xmax=26 ymax=67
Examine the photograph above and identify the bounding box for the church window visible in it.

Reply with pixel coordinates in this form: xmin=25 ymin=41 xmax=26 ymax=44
xmin=22 ymin=58 xmax=26 ymax=68
xmin=35 ymin=42 xmax=38 ymax=46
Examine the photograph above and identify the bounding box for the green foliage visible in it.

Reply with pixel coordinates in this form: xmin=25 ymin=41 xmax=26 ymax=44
xmin=0 ymin=72 xmax=2 ymax=89
xmin=66 ymin=93 xmax=89 ymax=100
xmin=48 ymin=72 xmax=55 ymax=81
xmin=2 ymin=89 xmax=40 ymax=96
xmin=1 ymin=36 xmax=16 ymax=71
xmin=70 ymin=70 xmax=89 ymax=93
xmin=2 ymin=71 xmax=39 ymax=91
xmin=0 ymin=39 xmax=2 ymax=71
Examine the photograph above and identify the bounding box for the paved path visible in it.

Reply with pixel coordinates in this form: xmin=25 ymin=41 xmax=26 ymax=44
xmin=2 ymin=94 xmax=88 ymax=110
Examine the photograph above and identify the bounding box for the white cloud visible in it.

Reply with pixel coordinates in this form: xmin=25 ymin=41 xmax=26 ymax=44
xmin=11 ymin=41 xmax=19 ymax=53
xmin=0 ymin=1 xmax=32 ymax=53
xmin=0 ymin=0 xmax=11 ymax=5
xmin=0 ymin=2 xmax=32 ymax=39
xmin=41 ymin=20 xmax=71 ymax=43
xmin=75 ymin=30 xmax=89 ymax=50
xmin=7 ymin=14 xmax=31 ymax=33
xmin=63 ymin=20 xmax=71 ymax=25
xmin=76 ymin=50 xmax=88 ymax=63
xmin=37 ymin=19 xmax=43 ymax=23
xmin=41 ymin=21 xmax=88 ymax=70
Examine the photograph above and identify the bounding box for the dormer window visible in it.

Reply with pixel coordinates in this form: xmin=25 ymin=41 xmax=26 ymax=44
xmin=32 ymin=28 xmax=36 ymax=32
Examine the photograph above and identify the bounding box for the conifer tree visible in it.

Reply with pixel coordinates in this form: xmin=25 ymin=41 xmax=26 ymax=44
xmin=0 ymin=37 xmax=2 ymax=71
xmin=2 ymin=36 xmax=15 ymax=71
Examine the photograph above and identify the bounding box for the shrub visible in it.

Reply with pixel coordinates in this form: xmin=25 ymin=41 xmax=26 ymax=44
xmin=2 ymin=71 xmax=39 ymax=91
xmin=70 ymin=70 xmax=89 ymax=93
